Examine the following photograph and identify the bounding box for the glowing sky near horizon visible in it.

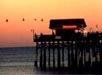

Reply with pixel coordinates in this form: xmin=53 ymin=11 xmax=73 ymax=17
xmin=0 ymin=0 xmax=102 ymax=47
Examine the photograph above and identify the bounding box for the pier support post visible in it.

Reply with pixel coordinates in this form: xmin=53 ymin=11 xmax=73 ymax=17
xmin=34 ymin=42 xmax=38 ymax=67
xmin=40 ymin=42 xmax=43 ymax=68
xmin=48 ymin=41 xmax=51 ymax=68
xmin=52 ymin=41 xmax=55 ymax=69
xmin=57 ymin=41 xmax=61 ymax=68
xmin=62 ymin=41 xmax=64 ymax=67
xmin=74 ymin=42 xmax=78 ymax=68
xmin=67 ymin=41 xmax=70 ymax=68
xmin=42 ymin=42 xmax=46 ymax=69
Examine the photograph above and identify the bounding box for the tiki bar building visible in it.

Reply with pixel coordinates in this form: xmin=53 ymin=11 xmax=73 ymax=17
xmin=33 ymin=18 xmax=102 ymax=73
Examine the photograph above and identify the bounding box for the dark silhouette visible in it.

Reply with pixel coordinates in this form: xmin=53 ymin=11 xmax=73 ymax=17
xmin=34 ymin=18 xmax=37 ymax=21
xmin=33 ymin=18 xmax=102 ymax=73
xmin=22 ymin=18 xmax=25 ymax=21
xmin=5 ymin=19 xmax=8 ymax=22
xmin=41 ymin=19 xmax=44 ymax=21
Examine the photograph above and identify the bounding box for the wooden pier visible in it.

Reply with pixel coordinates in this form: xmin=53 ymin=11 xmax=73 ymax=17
xmin=33 ymin=19 xmax=102 ymax=73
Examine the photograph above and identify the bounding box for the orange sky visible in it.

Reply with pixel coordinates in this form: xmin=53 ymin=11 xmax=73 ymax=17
xmin=0 ymin=0 xmax=102 ymax=47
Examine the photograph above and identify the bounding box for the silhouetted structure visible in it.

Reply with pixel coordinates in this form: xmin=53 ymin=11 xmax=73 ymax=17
xmin=5 ymin=19 xmax=8 ymax=22
xmin=34 ymin=18 xmax=102 ymax=73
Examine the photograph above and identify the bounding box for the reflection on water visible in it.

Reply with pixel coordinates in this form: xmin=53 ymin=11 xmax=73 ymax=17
xmin=0 ymin=63 xmax=66 ymax=75
xmin=0 ymin=47 xmax=97 ymax=75
xmin=0 ymin=63 xmax=34 ymax=75
xmin=0 ymin=47 xmax=67 ymax=75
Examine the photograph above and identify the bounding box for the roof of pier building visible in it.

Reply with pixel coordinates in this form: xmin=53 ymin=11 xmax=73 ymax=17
xmin=49 ymin=18 xmax=87 ymax=30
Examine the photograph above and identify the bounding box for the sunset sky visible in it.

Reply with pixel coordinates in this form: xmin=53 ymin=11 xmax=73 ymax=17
xmin=0 ymin=0 xmax=102 ymax=47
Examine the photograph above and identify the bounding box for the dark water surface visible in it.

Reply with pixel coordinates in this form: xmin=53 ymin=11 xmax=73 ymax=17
xmin=0 ymin=47 xmax=97 ymax=75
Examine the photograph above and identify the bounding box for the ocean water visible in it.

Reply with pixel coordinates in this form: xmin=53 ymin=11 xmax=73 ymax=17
xmin=0 ymin=47 xmax=98 ymax=75
xmin=0 ymin=47 xmax=35 ymax=75
xmin=0 ymin=47 xmax=71 ymax=75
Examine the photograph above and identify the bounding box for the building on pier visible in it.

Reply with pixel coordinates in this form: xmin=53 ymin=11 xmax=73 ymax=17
xmin=33 ymin=18 xmax=102 ymax=72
